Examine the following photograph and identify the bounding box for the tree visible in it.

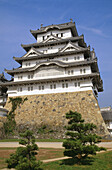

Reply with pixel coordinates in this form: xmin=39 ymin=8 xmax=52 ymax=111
xmin=3 ymin=97 xmax=27 ymax=136
xmin=6 ymin=130 xmax=42 ymax=170
xmin=63 ymin=111 xmax=106 ymax=162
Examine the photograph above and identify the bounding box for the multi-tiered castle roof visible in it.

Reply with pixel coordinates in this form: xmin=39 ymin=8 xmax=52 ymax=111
xmin=2 ymin=21 xmax=103 ymax=97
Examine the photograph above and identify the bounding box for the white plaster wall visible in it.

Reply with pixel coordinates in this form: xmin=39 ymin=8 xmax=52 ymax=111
xmin=22 ymin=53 xmax=84 ymax=69
xmin=37 ymin=29 xmax=72 ymax=43
xmin=14 ymin=65 xmax=91 ymax=82
xmin=0 ymin=110 xmax=7 ymax=117
xmin=7 ymin=79 xmax=93 ymax=97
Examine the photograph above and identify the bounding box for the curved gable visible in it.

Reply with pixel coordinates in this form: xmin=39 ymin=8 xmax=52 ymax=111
xmin=22 ymin=48 xmax=42 ymax=58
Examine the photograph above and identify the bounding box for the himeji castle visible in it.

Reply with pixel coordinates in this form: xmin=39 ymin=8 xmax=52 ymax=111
xmin=2 ymin=20 xmax=109 ymax=137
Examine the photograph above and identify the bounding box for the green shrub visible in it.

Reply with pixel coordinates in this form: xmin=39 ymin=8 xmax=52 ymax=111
xmin=6 ymin=130 xmax=42 ymax=170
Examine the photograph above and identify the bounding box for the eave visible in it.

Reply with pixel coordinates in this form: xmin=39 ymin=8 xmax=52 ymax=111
xmin=1 ymin=72 xmax=103 ymax=92
xmin=5 ymin=58 xmax=98 ymax=76
xmin=21 ymin=36 xmax=86 ymax=52
xmin=30 ymin=22 xmax=78 ymax=39
xmin=14 ymin=46 xmax=90 ymax=65
xmin=0 ymin=73 xmax=100 ymax=86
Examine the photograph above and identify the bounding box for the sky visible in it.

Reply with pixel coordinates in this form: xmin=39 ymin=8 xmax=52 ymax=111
xmin=0 ymin=0 xmax=112 ymax=108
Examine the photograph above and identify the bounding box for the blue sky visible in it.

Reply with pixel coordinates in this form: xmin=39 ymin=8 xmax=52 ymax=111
xmin=0 ymin=0 xmax=112 ymax=107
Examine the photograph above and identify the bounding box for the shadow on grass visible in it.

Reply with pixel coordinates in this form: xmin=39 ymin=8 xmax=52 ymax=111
xmin=61 ymin=157 xmax=95 ymax=166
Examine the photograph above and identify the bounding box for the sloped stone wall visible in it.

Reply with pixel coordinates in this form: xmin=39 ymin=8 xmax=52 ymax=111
xmin=5 ymin=90 xmax=109 ymax=138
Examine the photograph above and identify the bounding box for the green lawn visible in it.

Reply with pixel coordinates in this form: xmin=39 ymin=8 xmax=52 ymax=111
xmin=0 ymin=147 xmax=112 ymax=170
xmin=41 ymin=151 xmax=112 ymax=170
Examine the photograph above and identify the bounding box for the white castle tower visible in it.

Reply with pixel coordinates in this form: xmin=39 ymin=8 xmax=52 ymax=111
xmin=1 ymin=20 xmax=108 ymax=137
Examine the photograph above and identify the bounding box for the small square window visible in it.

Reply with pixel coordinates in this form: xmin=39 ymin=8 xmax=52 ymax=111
xmin=71 ymin=70 xmax=74 ymax=74
xmin=74 ymin=82 xmax=77 ymax=87
xmin=83 ymin=69 xmax=86 ymax=73
xmin=68 ymin=71 xmax=70 ymax=75
xmin=50 ymin=85 xmax=52 ymax=89
xmin=20 ymin=87 xmax=22 ymax=92
xmin=74 ymin=57 xmax=76 ymax=60
xmin=78 ymin=82 xmax=80 ymax=87
xmin=62 ymin=83 xmax=65 ymax=88
xmin=42 ymin=85 xmax=44 ymax=90
xmin=66 ymin=83 xmax=68 ymax=88
xmin=28 ymin=75 xmax=30 ymax=79
xmin=54 ymin=84 xmax=56 ymax=89
xmin=39 ymin=86 xmax=41 ymax=90
xmin=31 ymin=86 xmax=33 ymax=91
xmin=31 ymin=75 xmax=33 ymax=79
xmin=61 ymin=33 xmax=63 ymax=37
xmin=28 ymin=87 xmax=30 ymax=91
xmin=80 ymin=69 xmax=82 ymax=74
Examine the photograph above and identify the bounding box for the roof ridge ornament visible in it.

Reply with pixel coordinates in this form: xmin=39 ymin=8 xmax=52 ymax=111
xmin=41 ymin=24 xmax=43 ymax=28
xmin=70 ymin=18 xmax=73 ymax=23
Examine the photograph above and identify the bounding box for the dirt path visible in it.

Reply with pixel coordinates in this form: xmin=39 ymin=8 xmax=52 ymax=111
xmin=0 ymin=142 xmax=112 ymax=148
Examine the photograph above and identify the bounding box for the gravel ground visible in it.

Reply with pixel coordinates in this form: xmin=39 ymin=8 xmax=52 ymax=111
xmin=0 ymin=142 xmax=112 ymax=148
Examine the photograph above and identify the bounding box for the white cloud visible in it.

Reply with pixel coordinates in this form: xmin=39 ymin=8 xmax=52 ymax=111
xmin=78 ymin=25 xmax=108 ymax=38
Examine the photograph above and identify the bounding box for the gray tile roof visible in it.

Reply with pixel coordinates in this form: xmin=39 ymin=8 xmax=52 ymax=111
xmin=30 ymin=22 xmax=78 ymax=39
xmin=101 ymin=110 xmax=112 ymax=121
xmin=5 ymin=58 xmax=98 ymax=75
xmin=21 ymin=36 xmax=86 ymax=52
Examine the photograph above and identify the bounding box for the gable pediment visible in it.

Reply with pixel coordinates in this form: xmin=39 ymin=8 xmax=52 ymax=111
xmin=60 ymin=42 xmax=81 ymax=53
xmin=22 ymin=48 xmax=42 ymax=58
xmin=43 ymin=35 xmax=61 ymax=43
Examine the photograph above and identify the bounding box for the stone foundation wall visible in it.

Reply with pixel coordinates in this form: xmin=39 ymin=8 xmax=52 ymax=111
xmin=5 ymin=90 xmax=109 ymax=138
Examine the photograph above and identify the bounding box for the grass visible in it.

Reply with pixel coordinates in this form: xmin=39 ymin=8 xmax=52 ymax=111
xmin=0 ymin=147 xmax=112 ymax=170
xmin=41 ymin=151 xmax=112 ymax=170
xmin=0 ymin=147 xmax=64 ymax=169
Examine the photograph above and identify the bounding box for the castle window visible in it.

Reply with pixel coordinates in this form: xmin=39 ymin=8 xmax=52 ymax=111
xmin=77 ymin=56 xmax=80 ymax=60
xmin=50 ymin=84 xmax=56 ymax=89
xmin=43 ymin=50 xmax=47 ymax=54
xmin=74 ymin=57 xmax=76 ymax=60
xmin=28 ymin=86 xmax=33 ymax=91
xmin=83 ymin=68 xmax=86 ymax=73
xmin=74 ymin=82 xmax=77 ymax=87
xmin=80 ymin=69 xmax=82 ymax=74
xmin=62 ymin=83 xmax=68 ymax=88
xmin=18 ymin=87 xmax=22 ymax=92
xmin=56 ymin=34 xmax=58 ymax=37
xmin=54 ymin=84 xmax=56 ymax=89
xmin=66 ymin=83 xmax=68 ymax=88
xmin=61 ymin=33 xmax=63 ymax=37
xmin=50 ymin=85 xmax=52 ymax=89
xmin=78 ymin=82 xmax=80 ymax=87
xmin=39 ymin=85 xmax=44 ymax=90
xmin=20 ymin=87 xmax=22 ymax=92
xmin=68 ymin=71 xmax=70 ymax=75
xmin=26 ymin=63 xmax=27 ymax=66
xmin=18 ymin=76 xmax=22 ymax=80
xmin=74 ymin=82 xmax=80 ymax=87
xmin=62 ymin=83 xmax=65 ymax=88
xmin=28 ymin=75 xmax=33 ymax=79
xmin=39 ymin=86 xmax=41 ymax=90
xmin=71 ymin=70 xmax=74 ymax=74
xmin=66 ymin=58 xmax=68 ymax=61
xmin=42 ymin=85 xmax=44 ymax=90
xmin=43 ymin=36 xmax=45 ymax=40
